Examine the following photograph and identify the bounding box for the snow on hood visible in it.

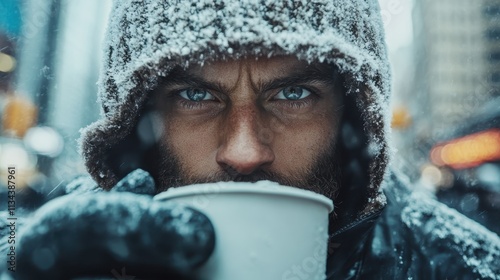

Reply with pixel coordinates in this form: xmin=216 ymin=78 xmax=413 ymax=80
xmin=79 ymin=0 xmax=392 ymax=221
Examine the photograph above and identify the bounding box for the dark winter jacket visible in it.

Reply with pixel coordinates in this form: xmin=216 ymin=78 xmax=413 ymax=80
xmin=328 ymin=171 xmax=500 ymax=279
xmin=2 ymin=0 xmax=500 ymax=279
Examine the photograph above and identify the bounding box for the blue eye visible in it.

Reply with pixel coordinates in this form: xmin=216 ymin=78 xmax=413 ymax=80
xmin=274 ymin=86 xmax=312 ymax=100
xmin=178 ymin=89 xmax=215 ymax=101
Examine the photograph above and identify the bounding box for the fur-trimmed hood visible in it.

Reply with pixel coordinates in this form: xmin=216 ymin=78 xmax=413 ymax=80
xmin=80 ymin=0 xmax=392 ymax=228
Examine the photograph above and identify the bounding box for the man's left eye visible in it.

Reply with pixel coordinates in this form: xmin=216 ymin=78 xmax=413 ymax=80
xmin=274 ymin=86 xmax=312 ymax=100
xmin=178 ymin=88 xmax=215 ymax=102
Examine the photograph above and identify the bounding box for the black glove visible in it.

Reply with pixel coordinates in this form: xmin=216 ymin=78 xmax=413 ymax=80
xmin=13 ymin=169 xmax=215 ymax=280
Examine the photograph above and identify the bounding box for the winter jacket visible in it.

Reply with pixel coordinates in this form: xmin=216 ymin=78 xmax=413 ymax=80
xmin=328 ymin=171 xmax=500 ymax=279
xmin=2 ymin=0 xmax=500 ymax=279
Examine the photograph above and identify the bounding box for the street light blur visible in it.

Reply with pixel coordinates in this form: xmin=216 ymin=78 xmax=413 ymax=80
xmin=431 ymin=129 xmax=500 ymax=169
xmin=0 ymin=51 xmax=16 ymax=73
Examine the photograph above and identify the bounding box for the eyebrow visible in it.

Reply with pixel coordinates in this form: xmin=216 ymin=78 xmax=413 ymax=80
xmin=158 ymin=64 xmax=338 ymax=94
xmin=158 ymin=67 xmax=232 ymax=94
xmin=255 ymin=65 xmax=337 ymax=92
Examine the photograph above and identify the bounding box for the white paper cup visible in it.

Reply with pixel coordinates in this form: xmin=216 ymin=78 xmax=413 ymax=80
xmin=154 ymin=180 xmax=333 ymax=280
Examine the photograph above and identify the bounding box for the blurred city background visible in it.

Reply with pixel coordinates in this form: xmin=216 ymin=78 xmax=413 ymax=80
xmin=0 ymin=0 xmax=499 ymax=234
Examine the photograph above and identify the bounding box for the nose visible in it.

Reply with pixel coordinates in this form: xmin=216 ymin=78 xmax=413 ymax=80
xmin=216 ymin=105 xmax=275 ymax=175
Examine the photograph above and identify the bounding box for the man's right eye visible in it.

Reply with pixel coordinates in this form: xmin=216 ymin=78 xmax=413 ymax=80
xmin=178 ymin=89 xmax=215 ymax=102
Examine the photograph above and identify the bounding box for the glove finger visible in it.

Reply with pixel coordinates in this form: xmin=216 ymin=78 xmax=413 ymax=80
xmin=141 ymin=201 xmax=216 ymax=271
xmin=111 ymin=169 xmax=155 ymax=195
xmin=15 ymin=193 xmax=215 ymax=280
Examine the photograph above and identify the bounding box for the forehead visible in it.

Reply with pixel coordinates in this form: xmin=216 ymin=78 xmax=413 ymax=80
xmin=178 ymin=55 xmax=333 ymax=83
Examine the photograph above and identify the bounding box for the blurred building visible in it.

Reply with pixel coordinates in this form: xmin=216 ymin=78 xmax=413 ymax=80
xmin=484 ymin=1 xmax=500 ymax=96
xmin=0 ymin=0 xmax=113 ymax=196
xmin=392 ymin=0 xmax=500 ymax=182
xmin=15 ymin=0 xmax=112 ymax=183
xmin=413 ymin=0 xmax=500 ymax=137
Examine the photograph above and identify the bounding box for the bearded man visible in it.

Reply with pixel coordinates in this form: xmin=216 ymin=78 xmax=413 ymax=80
xmin=2 ymin=0 xmax=500 ymax=279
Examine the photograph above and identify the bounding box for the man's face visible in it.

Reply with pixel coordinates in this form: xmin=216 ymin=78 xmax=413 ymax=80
xmin=153 ymin=56 xmax=344 ymax=200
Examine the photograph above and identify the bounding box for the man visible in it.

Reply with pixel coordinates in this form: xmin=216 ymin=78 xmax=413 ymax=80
xmin=2 ymin=0 xmax=500 ymax=279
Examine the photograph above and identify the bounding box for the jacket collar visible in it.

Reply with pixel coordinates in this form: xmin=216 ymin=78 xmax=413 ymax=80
xmin=326 ymin=208 xmax=383 ymax=279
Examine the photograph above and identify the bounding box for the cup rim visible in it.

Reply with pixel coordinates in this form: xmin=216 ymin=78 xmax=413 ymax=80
xmin=154 ymin=180 xmax=333 ymax=212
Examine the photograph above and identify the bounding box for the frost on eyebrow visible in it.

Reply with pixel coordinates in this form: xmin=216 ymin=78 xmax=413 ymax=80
xmin=155 ymin=67 xmax=232 ymax=96
xmin=158 ymin=61 xmax=339 ymax=94
xmin=259 ymin=63 xmax=339 ymax=88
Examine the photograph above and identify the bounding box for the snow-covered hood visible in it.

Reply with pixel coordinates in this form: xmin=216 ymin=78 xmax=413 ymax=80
xmin=80 ymin=0 xmax=392 ymax=224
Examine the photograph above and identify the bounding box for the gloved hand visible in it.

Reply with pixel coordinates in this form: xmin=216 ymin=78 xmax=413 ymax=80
xmin=13 ymin=169 xmax=215 ymax=280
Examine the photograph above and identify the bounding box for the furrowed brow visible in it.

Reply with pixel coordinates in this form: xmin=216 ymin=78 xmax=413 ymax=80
xmin=158 ymin=68 xmax=230 ymax=94
xmin=256 ymin=66 xmax=337 ymax=92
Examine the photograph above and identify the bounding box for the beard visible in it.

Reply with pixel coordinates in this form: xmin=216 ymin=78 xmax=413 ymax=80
xmin=155 ymin=138 xmax=342 ymax=205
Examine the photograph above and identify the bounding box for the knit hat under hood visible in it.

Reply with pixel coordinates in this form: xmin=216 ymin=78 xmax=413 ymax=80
xmin=80 ymin=0 xmax=392 ymax=221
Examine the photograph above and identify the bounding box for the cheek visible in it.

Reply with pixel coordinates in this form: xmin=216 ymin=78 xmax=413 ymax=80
xmin=271 ymin=114 xmax=338 ymax=177
xmin=268 ymin=94 xmax=342 ymax=176
xmin=163 ymin=116 xmax=220 ymax=176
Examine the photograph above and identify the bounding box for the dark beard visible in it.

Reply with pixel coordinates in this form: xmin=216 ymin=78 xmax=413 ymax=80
xmin=155 ymin=140 xmax=341 ymax=204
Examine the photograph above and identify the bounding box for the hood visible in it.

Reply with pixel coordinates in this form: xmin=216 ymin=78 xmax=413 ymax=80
xmin=80 ymin=0 xmax=392 ymax=229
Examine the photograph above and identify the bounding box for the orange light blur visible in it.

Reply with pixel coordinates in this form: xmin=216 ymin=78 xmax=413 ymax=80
xmin=391 ymin=105 xmax=412 ymax=129
xmin=430 ymin=129 xmax=500 ymax=169
xmin=2 ymin=96 xmax=38 ymax=138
